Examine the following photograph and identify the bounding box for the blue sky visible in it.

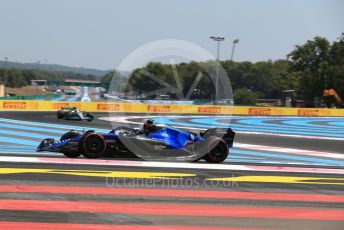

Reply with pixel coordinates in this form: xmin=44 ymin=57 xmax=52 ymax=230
xmin=0 ymin=0 xmax=343 ymax=70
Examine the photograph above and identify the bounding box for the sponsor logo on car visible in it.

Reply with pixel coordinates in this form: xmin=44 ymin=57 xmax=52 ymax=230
xmin=105 ymin=139 xmax=116 ymax=143
xmin=154 ymin=145 xmax=166 ymax=150
xmin=190 ymin=134 xmax=195 ymax=140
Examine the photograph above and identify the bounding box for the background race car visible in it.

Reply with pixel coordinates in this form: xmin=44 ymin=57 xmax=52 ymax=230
xmin=57 ymin=106 xmax=94 ymax=121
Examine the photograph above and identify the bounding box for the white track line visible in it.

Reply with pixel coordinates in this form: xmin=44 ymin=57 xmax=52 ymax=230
xmin=0 ymin=152 xmax=338 ymax=167
xmin=0 ymin=151 xmax=61 ymax=157
xmin=0 ymin=156 xmax=343 ymax=175
xmin=234 ymin=143 xmax=344 ymax=160
xmin=235 ymin=131 xmax=344 ymax=141
xmin=236 ymin=131 xmax=344 ymax=141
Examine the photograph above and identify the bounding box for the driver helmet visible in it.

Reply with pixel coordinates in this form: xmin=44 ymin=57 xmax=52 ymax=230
xmin=143 ymin=119 xmax=155 ymax=132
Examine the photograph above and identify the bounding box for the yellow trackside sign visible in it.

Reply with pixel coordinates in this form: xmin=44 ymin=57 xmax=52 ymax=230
xmin=0 ymin=100 xmax=343 ymax=116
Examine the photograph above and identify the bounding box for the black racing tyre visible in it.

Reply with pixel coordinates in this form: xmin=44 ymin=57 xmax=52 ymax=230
xmin=60 ymin=130 xmax=82 ymax=158
xmin=85 ymin=112 xmax=94 ymax=122
xmin=57 ymin=111 xmax=64 ymax=119
xmin=80 ymin=133 xmax=106 ymax=159
xmin=203 ymin=137 xmax=229 ymax=163
xmin=67 ymin=111 xmax=78 ymax=120
xmin=60 ymin=130 xmax=81 ymax=141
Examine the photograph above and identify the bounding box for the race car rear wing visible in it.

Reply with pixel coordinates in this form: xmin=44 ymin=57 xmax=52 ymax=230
xmin=201 ymin=128 xmax=235 ymax=147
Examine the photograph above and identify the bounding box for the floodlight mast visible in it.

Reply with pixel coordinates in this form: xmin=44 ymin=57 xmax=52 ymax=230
xmin=231 ymin=39 xmax=239 ymax=61
xmin=210 ymin=36 xmax=225 ymax=102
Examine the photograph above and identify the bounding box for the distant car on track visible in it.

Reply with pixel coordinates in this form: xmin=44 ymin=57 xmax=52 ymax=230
xmin=37 ymin=119 xmax=235 ymax=163
xmin=57 ymin=106 xmax=94 ymax=122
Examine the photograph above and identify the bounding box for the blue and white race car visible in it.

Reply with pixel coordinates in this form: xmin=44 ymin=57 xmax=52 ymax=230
xmin=37 ymin=119 xmax=235 ymax=163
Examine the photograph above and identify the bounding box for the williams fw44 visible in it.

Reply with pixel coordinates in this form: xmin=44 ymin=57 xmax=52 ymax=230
xmin=37 ymin=119 xmax=235 ymax=163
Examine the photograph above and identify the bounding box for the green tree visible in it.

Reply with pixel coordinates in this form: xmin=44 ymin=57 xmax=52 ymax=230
xmin=0 ymin=67 xmax=98 ymax=88
xmin=100 ymin=71 xmax=126 ymax=92
xmin=7 ymin=68 xmax=26 ymax=87
xmin=327 ymin=33 xmax=344 ymax=96
xmin=269 ymin=60 xmax=299 ymax=98
xmin=287 ymin=36 xmax=331 ymax=101
xmin=233 ymin=88 xmax=257 ymax=105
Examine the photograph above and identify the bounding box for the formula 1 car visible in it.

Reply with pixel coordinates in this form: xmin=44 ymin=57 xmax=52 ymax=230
xmin=37 ymin=119 xmax=235 ymax=163
xmin=57 ymin=106 xmax=94 ymax=121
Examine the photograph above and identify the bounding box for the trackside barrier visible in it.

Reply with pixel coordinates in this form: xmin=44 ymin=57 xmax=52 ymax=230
xmin=1 ymin=100 xmax=344 ymax=116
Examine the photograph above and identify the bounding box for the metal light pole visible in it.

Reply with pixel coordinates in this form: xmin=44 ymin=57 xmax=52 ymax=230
xmin=210 ymin=36 xmax=224 ymax=102
xmin=230 ymin=39 xmax=239 ymax=61
xmin=4 ymin=57 xmax=8 ymax=96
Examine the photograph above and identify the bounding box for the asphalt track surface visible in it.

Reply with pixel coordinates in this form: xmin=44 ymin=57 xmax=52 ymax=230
xmin=0 ymin=111 xmax=343 ymax=229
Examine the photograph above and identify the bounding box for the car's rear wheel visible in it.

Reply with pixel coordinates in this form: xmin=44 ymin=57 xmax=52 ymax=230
xmin=60 ymin=130 xmax=81 ymax=158
xmin=80 ymin=133 xmax=106 ymax=158
xmin=203 ymin=137 xmax=229 ymax=163
xmin=57 ymin=111 xmax=64 ymax=119
xmin=85 ymin=112 xmax=94 ymax=122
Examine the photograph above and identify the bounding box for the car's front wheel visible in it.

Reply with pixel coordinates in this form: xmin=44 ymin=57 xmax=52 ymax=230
xmin=57 ymin=111 xmax=64 ymax=119
xmin=60 ymin=130 xmax=82 ymax=158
